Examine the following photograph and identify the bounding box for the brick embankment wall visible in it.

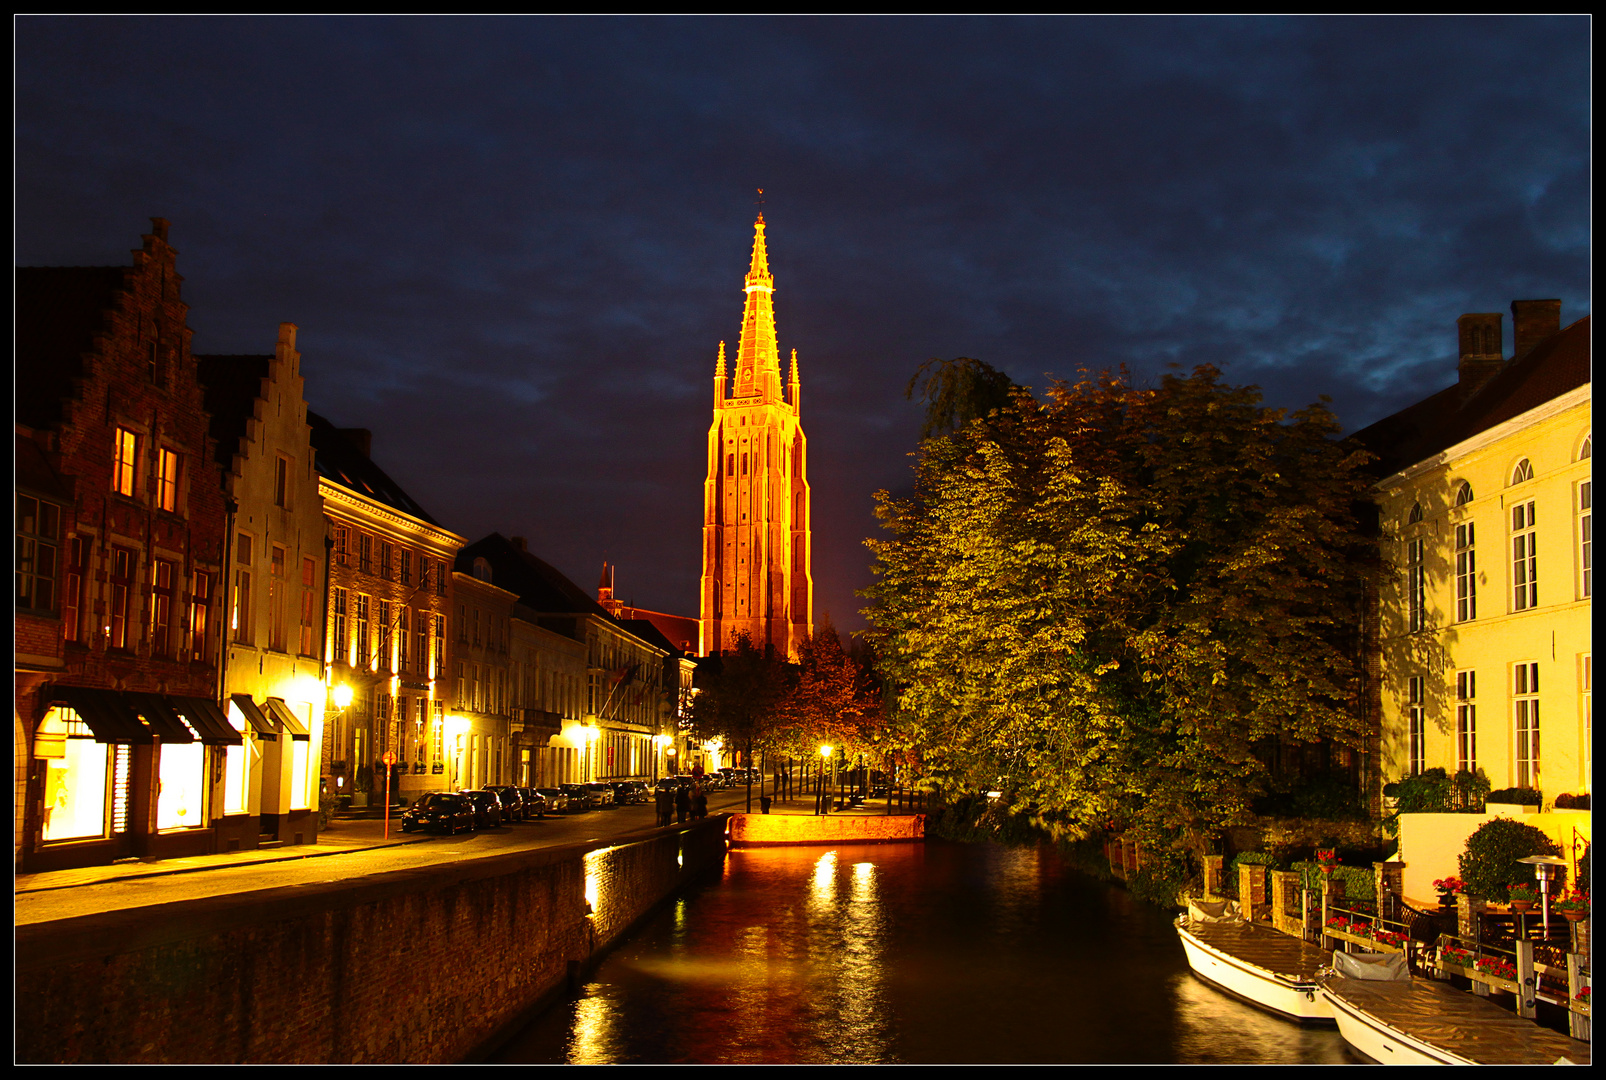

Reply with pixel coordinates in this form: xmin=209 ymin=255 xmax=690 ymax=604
xmin=15 ymin=816 xmax=728 ymax=1064
xmin=728 ymin=812 xmax=926 ymax=846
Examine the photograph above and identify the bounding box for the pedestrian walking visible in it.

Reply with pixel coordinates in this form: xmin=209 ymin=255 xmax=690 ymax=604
xmin=655 ymin=784 xmax=672 ymax=827
xmin=675 ymin=783 xmax=690 ymax=824
xmin=692 ymin=783 xmax=708 ymax=820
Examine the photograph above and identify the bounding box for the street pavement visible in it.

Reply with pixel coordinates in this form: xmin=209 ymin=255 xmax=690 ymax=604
xmin=15 ymin=786 xmax=909 ymax=926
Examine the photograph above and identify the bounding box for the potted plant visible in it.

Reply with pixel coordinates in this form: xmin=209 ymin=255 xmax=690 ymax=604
xmin=1433 ymin=876 xmax=1465 ymax=910
xmin=1373 ymin=928 xmax=1408 ymax=948
xmin=1440 ymin=943 xmax=1473 ymax=968
xmin=1553 ymin=889 xmax=1590 ymax=923
xmin=1477 ymin=955 xmax=1517 ymax=982
xmin=1508 ymin=882 xmax=1539 ymax=911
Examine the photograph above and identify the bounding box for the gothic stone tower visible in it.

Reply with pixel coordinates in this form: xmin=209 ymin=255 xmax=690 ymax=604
xmin=699 ymin=215 xmax=814 ymax=658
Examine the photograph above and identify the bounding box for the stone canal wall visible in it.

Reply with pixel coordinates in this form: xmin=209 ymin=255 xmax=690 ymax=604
xmin=728 ymin=812 xmax=926 ymax=846
xmin=14 ymin=816 xmax=729 ymax=1064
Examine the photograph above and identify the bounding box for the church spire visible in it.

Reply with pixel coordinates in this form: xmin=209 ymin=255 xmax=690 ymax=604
xmin=734 ymin=215 xmax=782 ymax=402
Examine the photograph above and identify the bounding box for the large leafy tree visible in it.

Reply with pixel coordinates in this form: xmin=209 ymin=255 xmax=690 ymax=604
xmin=864 ymin=364 xmax=1375 ymax=854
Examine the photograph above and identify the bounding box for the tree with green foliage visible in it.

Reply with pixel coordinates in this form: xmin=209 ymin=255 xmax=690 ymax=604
xmin=689 ymin=631 xmax=786 ymax=809
xmin=863 ymin=362 xmax=1375 ymax=860
xmin=1458 ymin=818 xmax=1563 ymax=901
xmin=906 ymin=356 xmax=1020 ymax=440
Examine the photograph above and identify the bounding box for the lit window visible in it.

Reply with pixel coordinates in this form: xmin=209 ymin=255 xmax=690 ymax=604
xmin=190 ymin=571 xmax=213 ymax=663
xmin=157 ymin=449 xmax=180 ymax=512
xmin=300 ymin=556 xmax=317 ymax=656
xmin=150 ymin=559 xmax=175 ymax=658
xmin=233 ymin=533 xmax=254 ymax=645
xmin=1455 ymin=670 xmax=1476 ymax=773
xmin=113 ymin=428 xmax=138 ymax=496
xmin=1407 ymin=538 xmax=1426 ymax=633
xmin=1513 ymin=663 xmax=1540 ymax=790
xmin=1454 ymin=523 xmax=1476 ymax=622
xmin=1512 ymin=502 xmax=1537 ymax=611
xmin=1581 ymin=479 xmax=1592 ymax=599
xmin=1407 ymin=676 xmax=1425 ymax=776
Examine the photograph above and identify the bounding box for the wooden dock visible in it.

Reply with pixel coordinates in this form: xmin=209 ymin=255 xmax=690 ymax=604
xmin=1323 ymin=976 xmax=1591 ymax=1064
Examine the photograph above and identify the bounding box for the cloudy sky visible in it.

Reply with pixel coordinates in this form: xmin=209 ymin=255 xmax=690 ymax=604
xmin=16 ymin=16 xmax=1590 ymax=636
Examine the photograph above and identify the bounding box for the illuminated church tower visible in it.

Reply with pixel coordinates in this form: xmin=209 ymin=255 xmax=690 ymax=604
xmin=700 ymin=215 xmax=814 ymax=658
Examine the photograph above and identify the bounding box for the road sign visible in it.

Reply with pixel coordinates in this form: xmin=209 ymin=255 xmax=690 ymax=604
xmin=382 ymin=751 xmax=396 ymax=766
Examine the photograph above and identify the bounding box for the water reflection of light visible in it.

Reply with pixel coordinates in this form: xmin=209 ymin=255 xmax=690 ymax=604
xmin=811 ymin=850 xmax=838 ymax=905
xmin=1169 ymin=972 xmax=1356 ymax=1064
xmin=568 ymin=991 xmax=618 ymax=1065
xmin=835 ymin=859 xmax=887 ymax=1060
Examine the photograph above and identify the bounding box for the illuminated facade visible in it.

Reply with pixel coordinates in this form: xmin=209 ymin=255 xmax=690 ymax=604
xmin=312 ymin=415 xmax=464 ymax=807
xmin=450 ymin=558 xmax=519 ymax=790
xmin=197 ymin=323 xmax=327 ymax=849
xmin=1358 ymin=302 xmax=1591 ymax=806
xmin=459 ymin=534 xmax=672 ymax=784
xmin=700 ymin=215 xmax=814 ymax=658
xmin=15 ymin=220 xmax=233 ymax=872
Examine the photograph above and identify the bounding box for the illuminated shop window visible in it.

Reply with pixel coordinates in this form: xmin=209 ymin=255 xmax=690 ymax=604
xmin=156 ymin=740 xmax=205 ymax=830
xmin=37 ymin=708 xmax=110 ymax=842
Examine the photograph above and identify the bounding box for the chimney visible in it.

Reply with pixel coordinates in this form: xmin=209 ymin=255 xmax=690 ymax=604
xmin=1456 ymin=313 xmax=1503 ymax=402
xmin=338 ymin=428 xmax=372 ymax=457
xmin=510 ymin=536 xmax=528 ymax=553
xmin=1510 ymin=299 xmax=1561 ymax=361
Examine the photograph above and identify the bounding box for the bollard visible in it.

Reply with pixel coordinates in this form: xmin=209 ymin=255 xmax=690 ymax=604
xmin=1515 ymin=938 xmax=1537 ymax=1019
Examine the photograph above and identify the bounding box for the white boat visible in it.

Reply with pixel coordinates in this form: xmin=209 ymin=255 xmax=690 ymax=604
xmin=1320 ymin=981 xmax=1471 ymax=1063
xmin=1175 ymin=905 xmax=1334 ymax=1025
xmin=1320 ymin=974 xmax=1591 ymax=1065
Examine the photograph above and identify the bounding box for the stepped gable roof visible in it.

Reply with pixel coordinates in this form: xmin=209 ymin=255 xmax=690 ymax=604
xmin=1351 ymin=315 xmax=1590 ymax=479
xmin=307 ymin=409 xmax=440 ymax=525
xmin=195 ymin=354 xmax=271 ymax=471
xmin=15 ymin=266 xmax=125 ymax=430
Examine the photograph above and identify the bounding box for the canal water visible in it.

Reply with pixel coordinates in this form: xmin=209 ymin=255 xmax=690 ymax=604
xmin=492 ymin=839 xmax=1360 ymax=1064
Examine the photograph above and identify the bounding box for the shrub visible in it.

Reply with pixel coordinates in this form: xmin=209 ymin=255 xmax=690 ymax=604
xmin=1457 ymin=818 xmax=1563 ymax=901
xmin=1486 ymin=787 xmax=1542 ymax=806
xmin=1291 ymin=860 xmax=1375 ymax=903
xmin=1554 ymin=792 xmax=1591 ymax=810
xmin=1129 ymin=845 xmax=1193 ymax=909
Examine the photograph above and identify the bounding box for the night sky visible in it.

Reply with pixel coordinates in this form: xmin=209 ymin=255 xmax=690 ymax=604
xmin=16 ymin=17 xmax=1590 ymax=637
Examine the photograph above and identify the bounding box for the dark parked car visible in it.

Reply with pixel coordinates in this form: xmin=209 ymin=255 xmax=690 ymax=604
xmin=458 ymin=789 xmax=503 ymax=828
xmin=517 ymin=787 xmax=548 ymax=818
xmin=486 ymin=786 xmax=526 ymax=822
xmin=612 ymin=780 xmax=649 ymax=805
xmin=400 ymin=792 xmax=474 ymax=835
xmin=559 ymin=783 xmax=595 ymax=812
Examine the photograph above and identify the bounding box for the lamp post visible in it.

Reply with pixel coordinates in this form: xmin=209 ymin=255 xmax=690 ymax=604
xmin=1518 ymin=854 xmax=1569 ymax=939
xmin=818 ymin=744 xmax=833 ymax=815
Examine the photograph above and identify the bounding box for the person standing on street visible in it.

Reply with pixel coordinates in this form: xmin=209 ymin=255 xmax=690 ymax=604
xmin=654 ymin=783 xmax=672 ymax=827
xmin=675 ymin=782 xmax=691 ymax=825
xmin=692 ymin=782 xmax=708 ymax=820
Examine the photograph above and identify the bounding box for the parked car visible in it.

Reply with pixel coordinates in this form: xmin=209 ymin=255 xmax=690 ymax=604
xmin=656 ymin=776 xmax=691 ymax=794
xmin=486 ymin=786 xmax=525 ymax=822
xmin=458 ymin=789 xmax=503 ymax=829
xmin=517 ymin=787 xmax=548 ymax=818
xmin=537 ymin=786 xmax=572 ymax=813
xmin=584 ymin=782 xmax=617 ymax=808
xmin=611 ymin=780 xmax=649 ymax=805
xmin=559 ymin=783 xmax=595 ymax=812
xmin=400 ymin=792 xmax=474 ymax=835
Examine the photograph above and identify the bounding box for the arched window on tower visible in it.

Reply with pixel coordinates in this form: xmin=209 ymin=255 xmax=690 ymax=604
xmin=1455 ymin=481 xmax=1474 ymax=506
xmin=1511 ymin=459 xmax=1534 ymax=485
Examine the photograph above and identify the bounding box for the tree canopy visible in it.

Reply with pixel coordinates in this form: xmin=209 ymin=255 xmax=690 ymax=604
xmin=864 ymin=362 xmax=1375 ymax=853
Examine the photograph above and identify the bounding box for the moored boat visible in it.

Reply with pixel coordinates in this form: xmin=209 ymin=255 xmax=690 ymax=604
xmin=1320 ymin=975 xmax=1591 ymax=1065
xmin=1175 ymin=903 xmax=1334 ymax=1024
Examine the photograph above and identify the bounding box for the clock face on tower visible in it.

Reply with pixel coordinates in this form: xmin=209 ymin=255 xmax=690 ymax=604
xmin=700 ymin=214 xmax=813 ymax=660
